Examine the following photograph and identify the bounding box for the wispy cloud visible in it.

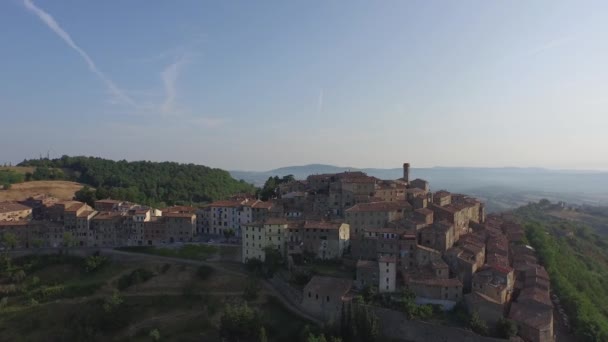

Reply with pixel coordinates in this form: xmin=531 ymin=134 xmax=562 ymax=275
xmin=23 ymin=0 xmax=135 ymax=106
xmin=317 ymin=88 xmax=324 ymax=115
xmin=160 ymin=55 xmax=188 ymax=114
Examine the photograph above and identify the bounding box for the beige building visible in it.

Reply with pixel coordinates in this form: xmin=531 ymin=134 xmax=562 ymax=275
xmin=241 ymin=218 xmax=289 ymax=263
xmin=163 ymin=212 xmax=196 ymax=243
xmin=302 ymin=276 xmax=353 ymax=321
xmin=406 ymin=276 xmax=463 ymax=307
xmin=286 ymin=220 xmax=350 ymax=260
xmin=90 ymin=212 xmax=124 ymax=247
xmin=0 ymin=202 xmax=33 ymax=221
xmin=345 ymin=201 xmax=411 ymax=238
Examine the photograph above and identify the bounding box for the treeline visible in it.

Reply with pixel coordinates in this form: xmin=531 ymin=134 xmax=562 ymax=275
xmin=19 ymin=156 xmax=255 ymax=206
xmin=522 ymin=218 xmax=608 ymax=341
xmin=0 ymin=170 xmax=24 ymax=189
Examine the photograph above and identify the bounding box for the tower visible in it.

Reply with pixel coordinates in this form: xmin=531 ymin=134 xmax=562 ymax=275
xmin=403 ymin=163 xmax=410 ymax=184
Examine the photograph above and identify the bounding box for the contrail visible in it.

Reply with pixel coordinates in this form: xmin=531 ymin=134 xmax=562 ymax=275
xmin=161 ymin=56 xmax=187 ymax=114
xmin=23 ymin=0 xmax=135 ymax=106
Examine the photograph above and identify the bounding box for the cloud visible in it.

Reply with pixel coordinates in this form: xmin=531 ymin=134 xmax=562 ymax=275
xmin=23 ymin=0 xmax=135 ymax=106
xmin=160 ymin=55 xmax=188 ymax=114
xmin=317 ymin=88 xmax=324 ymax=115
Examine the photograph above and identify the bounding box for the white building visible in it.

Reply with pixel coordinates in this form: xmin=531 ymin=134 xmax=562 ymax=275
xmin=378 ymin=255 xmax=397 ymax=293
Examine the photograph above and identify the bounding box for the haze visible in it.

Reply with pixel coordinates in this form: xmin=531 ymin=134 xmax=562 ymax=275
xmin=1 ymin=0 xmax=607 ymax=171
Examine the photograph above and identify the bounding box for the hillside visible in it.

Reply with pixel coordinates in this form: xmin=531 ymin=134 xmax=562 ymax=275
xmin=0 ymin=181 xmax=84 ymax=202
xmin=511 ymin=201 xmax=608 ymax=341
xmin=19 ymin=156 xmax=255 ymax=206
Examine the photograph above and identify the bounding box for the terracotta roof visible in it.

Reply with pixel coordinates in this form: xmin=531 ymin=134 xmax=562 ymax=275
xmin=265 ymin=217 xmax=288 ymax=225
xmin=95 ymin=199 xmax=122 ymax=204
xmin=378 ymin=255 xmax=396 ymax=263
xmin=77 ymin=210 xmax=96 ymax=218
xmin=65 ymin=202 xmax=86 ymax=213
xmin=92 ymin=212 xmax=123 ymax=221
xmin=345 ymin=201 xmax=411 ymax=213
xmin=303 ymin=221 xmax=343 ymax=230
xmin=209 ymin=200 xmax=241 ymax=208
xmin=163 ymin=212 xmax=195 ymax=219
xmin=509 ymin=302 xmax=553 ymax=329
xmin=356 ymin=260 xmax=376 ymax=269
xmin=414 ymin=208 xmax=433 ymax=216
xmin=434 ymin=190 xmax=451 ymax=197
xmin=303 ymin=276 xmax=352 ymax=299
xmin=408 ymin=277 xmax=462 ymax=288
xmin=0 ymin=202 xmax=32 ymax=213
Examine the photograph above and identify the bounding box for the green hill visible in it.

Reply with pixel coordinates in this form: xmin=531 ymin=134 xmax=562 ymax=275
xmin=512 ymin=201 xmax=608 ymax=341
xmin=19 ymin=156 xmax=255 ymax=207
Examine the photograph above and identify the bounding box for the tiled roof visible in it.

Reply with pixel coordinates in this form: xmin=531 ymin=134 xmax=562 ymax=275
xmin=0 ymin=202 xmax=32 ymax=213
xmin=303 ymin=276 xmax=352 ymax=299
xmin=408 ymin=277 xmax=462 ymax=288
xmin=303 ymin=221 xmax=343 ymax=230
xmin=163 ymin=212 xmax=195 ymax=218
xmin=345 ymin=201 xmax=411 ymax=213
xmin=509 ymin=302 xmax=553 ymax=329
xmin=209 ymin=200 xmax=241 ymax=208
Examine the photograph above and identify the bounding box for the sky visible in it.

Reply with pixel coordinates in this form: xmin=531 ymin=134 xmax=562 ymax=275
xmin=1 ymin=0 xmax=607 ymax=171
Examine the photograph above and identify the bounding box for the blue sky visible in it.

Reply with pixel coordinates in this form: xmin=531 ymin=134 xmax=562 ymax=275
xmin=1 ymin=0 xmax=607 ymax=171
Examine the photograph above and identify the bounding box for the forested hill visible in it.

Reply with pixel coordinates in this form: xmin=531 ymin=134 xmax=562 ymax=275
xmin=511 ymin=201 xmax=608 ymax=341
xmin=19 ymin=156 xmax=255 ymax=206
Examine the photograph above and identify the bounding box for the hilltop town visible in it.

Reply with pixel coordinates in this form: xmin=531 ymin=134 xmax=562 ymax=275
xmin=0 ymin=162 xmax=555 ymax=341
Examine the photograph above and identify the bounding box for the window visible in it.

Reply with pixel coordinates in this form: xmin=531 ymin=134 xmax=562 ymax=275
xmin=326 ymin=296 xmax=330 ymax=302
xmin=315 ymin=294 xmax=318 ymax=300
xmin=308 ymin=292 xmax=311 ymax=298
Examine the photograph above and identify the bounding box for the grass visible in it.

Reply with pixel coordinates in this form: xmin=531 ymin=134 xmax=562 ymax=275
xmin=0 ymin=180 xmax=84 ymax=201
xmin=257 ymin=295 xmax=316 ymax=341
xmin=116 ymin=244 xmax=219 ymax=261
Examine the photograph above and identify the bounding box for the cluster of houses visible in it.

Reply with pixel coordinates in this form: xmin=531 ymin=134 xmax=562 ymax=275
xmin=0 ymin=162 xmax=554 ymax=341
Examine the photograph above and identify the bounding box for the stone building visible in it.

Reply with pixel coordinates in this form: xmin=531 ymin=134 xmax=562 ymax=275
xmin=378 ymin=255 xmax=397 ymax=293
xmin=344 ymin=201 xmax=411 ymax=238
xmin=302 ymin=276 xmax=353 ymax=320
xmin=0 ymin=202 xmax=32 ymax=221
xmin=241 ymin=218 xmax=289 ymax=263
xmin=286 ymin=220 xmax=350 ymax=260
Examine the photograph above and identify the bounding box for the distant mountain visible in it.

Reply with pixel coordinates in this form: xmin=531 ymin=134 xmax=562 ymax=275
xmin=231 ymin=164 xmax=608 ymax=212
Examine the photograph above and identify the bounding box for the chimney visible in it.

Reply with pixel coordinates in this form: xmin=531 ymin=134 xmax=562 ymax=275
xmin=403 ymin=163 xmax=410 ymax=183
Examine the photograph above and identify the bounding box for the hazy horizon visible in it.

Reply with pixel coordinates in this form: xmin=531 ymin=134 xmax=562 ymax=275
xmin=2 ymin=0 xmax=608 ymax=170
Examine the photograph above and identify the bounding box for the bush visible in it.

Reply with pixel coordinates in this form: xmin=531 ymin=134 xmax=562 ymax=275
xmin=197 ymin=265 xmax=214 ymax=280
xmin=117 ymin=268 xmax=154 ymax=290
xmin=243 ymin=277 xmax=260 ymax=301
xmin=84 ymin=255 xmax=108 ymax=273
xmin=496 ymin=317 xmax=517 ymax=338
xmin=470 ymin=311 xmax=489 ymax=336
xmin=219 ymin=303 xmax=261 ymax=342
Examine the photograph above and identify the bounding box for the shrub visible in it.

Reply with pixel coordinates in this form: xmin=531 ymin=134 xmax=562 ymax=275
xmin=117 ymin=268 xmax=154 ymax=290
xmin=84 ymin=255 xmax=108 ymax=273
xmin=197 ymin=265 xmax=214 ymax=280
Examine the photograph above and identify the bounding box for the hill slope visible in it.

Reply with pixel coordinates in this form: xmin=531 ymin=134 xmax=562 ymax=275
xmin=0 ymin=180 xmax=84 ymax=201
xmin=19 ymin=156 xmax=255 ymax=206
xmin=511 ymin=201 xmax=608 ymax=341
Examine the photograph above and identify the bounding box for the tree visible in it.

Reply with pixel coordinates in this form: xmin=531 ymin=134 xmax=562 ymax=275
xmin=470 ymin=311 xmax=489 ymax=336
xmin=103 ymin=290 xmax=124 ymax=313
xmin=223 ymin=228 xmax=236 ymax=239
xmin=62 ymin=232 xmax=75 ymax=255
xmin=243 ymin=276 xmax=261 ymax=301
xmin=74 ymin=186 xmax=97 ymax=206
xmin=2 ymin=183 xmax=10 ymax=190
xmin=496 ymin=317 xmax=518 ymax=339
xmin=2 ymin=232 xmax=17 ymax=251
xmin=259 ymin=327 xmax=268 ymax=342
xmin=262 ymin=246 xmax=284 ymax=277
xmin=149 ymin=328 xmax=161 ymax=341
xmin=10 ymin=269 xmax=26 ymax=283
xmin=219 ymin=303 xmax=261 ymax=342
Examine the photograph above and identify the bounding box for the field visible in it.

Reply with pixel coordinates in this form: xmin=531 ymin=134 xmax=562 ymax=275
xmin=0 ymin=166 xmax=35 ymax=175
xmin=0 ymin=180 xmax=84 ymax=201
xmin=0 ymin=253 xmax=312 ymax=341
